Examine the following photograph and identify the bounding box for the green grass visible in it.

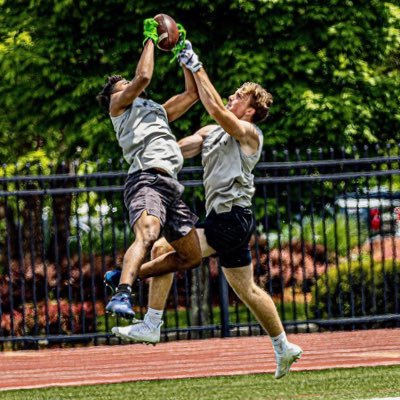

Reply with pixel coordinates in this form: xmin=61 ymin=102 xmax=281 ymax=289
xmin=2 ymin=366 xmax=400 ymax=400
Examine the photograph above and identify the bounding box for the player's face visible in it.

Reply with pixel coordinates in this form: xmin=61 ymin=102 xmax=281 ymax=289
xmin=226 ymin=90 xmax=253 ymax=119
xmin=112 ymin=79 xmax=130 ymax=94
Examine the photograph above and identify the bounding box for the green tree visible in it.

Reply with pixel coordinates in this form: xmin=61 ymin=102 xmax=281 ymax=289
xmin=0 ymin=0 xmax=399 ymax=165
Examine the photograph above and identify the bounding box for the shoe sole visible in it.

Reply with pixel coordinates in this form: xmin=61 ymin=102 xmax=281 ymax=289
xmin=106 ymin=310 xmax=136 ymax=321
xmin=275 ymin=350 xmax=303 ymax=380
xmin=113 ymin=330 xmax=159 ymax=346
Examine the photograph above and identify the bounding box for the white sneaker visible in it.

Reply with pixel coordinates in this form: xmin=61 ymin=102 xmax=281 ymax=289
xmin=274 ymin=342 xmax=303 ymax=379
xmin=112 ymin=318 xmax=163 ymax=345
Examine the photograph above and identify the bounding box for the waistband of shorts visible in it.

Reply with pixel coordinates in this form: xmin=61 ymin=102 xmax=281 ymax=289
xmin=144 ymin=168 xmax=171 ymax=177
xmin=128 ymin=168 xmax=171 ymax=178
xmin=230 ymin=206 xmax=253 ymax=216
xmin=210 ymin=206 xmax=252 ymax=215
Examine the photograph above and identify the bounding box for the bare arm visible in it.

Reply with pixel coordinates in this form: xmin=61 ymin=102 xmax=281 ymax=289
xmin=162 ymin=66 xmax=199 ymax=123
xmin=110 ymin=40 xmax=155 ymax=116
xmin=193 ymin=68 xmax=259 ymax=153
xmin=178 ymin=125 xmax=217 ymax=159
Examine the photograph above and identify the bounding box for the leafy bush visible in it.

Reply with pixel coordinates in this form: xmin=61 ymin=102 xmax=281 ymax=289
xmin=271 ymin=214 xmax=368 ymax=258
xmin=253 ymin=215 xmax=367 ymax=294
xmin=0 ymin=254 xmax=115 ymax=337
xmin=0 ymin=300 xmax=104 ymax=336
xmin=69 ymin=225 xmax=132 ymax=256
xmin=0 ymin=256 xmax=114 ymax=313
xmin=257 ymin=240 xmax=327 ymax=295
xmin=311 ymin=259 xmax=400 ymax=319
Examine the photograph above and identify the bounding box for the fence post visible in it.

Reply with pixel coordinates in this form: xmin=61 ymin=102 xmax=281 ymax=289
xmin=218 ymin=264 xmax=230 ymax=338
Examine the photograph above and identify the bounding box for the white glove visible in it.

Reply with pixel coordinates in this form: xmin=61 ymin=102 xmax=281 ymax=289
xmin=178 ymin=40 xmax=202 ymax=73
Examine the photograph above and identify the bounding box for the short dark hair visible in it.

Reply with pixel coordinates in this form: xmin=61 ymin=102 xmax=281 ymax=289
xmin=96 ymin=75 xmax=149 ymax=111
xmin=96 ymin=75 xmax=124 ymax=111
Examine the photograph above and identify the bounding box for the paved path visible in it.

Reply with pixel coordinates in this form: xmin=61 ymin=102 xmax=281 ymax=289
xmin=0 ymin=328 xmax=399 ymax=391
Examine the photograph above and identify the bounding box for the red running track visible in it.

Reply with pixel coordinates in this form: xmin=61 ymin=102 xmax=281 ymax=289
xmin=0 ymin=329 xmax=399 ymax=391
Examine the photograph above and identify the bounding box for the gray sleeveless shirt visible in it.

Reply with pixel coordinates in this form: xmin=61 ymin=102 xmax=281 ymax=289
xmin=110 ymin=97 xmax=183 ymax=179
xmin=202 ymin=125 xmax=263 ymax=216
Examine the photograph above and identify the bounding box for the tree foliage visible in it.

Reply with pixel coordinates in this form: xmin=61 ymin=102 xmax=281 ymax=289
xmin=0 ymin=0 xmax=399 ymax=165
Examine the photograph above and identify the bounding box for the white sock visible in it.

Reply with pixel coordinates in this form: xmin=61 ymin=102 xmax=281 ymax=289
xmin=271 ymin=331 xmax=288 ymax=353
xmin=145 ymin=307 xmax=163 ymax=328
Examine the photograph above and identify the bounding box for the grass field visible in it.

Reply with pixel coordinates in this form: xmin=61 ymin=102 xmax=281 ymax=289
xmin=2 ymin=366 xmax=400 ymax=400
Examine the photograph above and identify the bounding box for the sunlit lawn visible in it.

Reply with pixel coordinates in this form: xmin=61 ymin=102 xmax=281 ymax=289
xmin=2 ymin=366 xmax=400 ymax=400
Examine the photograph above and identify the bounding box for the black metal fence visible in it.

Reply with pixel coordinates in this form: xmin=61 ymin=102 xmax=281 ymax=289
xmin=1 ymin=146 xmax=400 ymax=349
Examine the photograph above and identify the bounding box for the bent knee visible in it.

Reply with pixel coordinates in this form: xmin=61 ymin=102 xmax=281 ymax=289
xmin=151 ymin=241 xmax=173 ymax=259
xmin=180 ymin=249 xmax=202 ymax=269
xmin=191 ymin=252 xmax=203 ymax=268
xmin=141 ymin=234 xmax=159 ymax=250
xmin=134 ymin=214 xmax=161 ymax=247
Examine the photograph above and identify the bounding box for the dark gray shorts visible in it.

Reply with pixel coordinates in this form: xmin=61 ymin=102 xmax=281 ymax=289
xmin=124 ymin=170 xmax=198 ymax=243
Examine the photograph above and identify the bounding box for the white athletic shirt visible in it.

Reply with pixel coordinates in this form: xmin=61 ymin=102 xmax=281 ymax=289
xmin=110 ymin=97 xmax=183 ymax=179
xmin=202 ymin=125 xmax=263 ymax=216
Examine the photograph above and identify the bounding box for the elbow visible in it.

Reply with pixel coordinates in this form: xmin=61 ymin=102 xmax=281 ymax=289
xmin=135 ymin=73 xmax=151 ymax=87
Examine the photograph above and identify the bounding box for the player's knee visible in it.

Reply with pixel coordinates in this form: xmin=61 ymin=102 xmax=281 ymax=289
xmin=151 ymin=242 xmax=162 ymax=259
xmin=151 ymin=241 xmax=171 ymax=259
xmin=191 ymin=253 xmax=202 ymax=269
xmin=141 ymin=233 xmax=159 ymax=251
xmin=135 ymin=223 xmax=161 ymax=251
xmin=178 ymin=248 xmax=202 ymax=270
xmin=189 ymin=245 xmax=202 ymax=267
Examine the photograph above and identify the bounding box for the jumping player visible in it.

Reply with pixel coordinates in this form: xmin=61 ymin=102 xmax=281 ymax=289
xmin=97 ymin=22 xmax=202 ymax=319
xmin=112 ymin=41 xmax=303 ymax=379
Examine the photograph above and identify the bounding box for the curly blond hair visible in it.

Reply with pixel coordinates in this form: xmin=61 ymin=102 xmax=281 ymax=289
xmin=238 ymin=82 xmax=273 ymax=123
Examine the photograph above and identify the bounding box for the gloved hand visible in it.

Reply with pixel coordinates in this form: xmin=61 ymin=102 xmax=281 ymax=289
xmin=143 ymin=18 xmax=159 ymax=46
xmin=170 ymin=23 xmax=187 ymax=62
xmin=177 ymin=40 xmax=202 ymax=73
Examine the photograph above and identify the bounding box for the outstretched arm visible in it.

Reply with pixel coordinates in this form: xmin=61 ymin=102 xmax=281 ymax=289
xmin=110 ymin=40 xmax=155 ymax=116
xmin=178 ymin=41 xmax=259 ymax=153
xmin=162 ymin=66 xmax=199 ymax=122
xmin=192 ymin=68 xmax=258 ymax=151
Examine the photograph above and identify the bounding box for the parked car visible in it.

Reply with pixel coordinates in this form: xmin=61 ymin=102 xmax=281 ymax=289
xmin=335 ymin=188 xmax=400 ymax=235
